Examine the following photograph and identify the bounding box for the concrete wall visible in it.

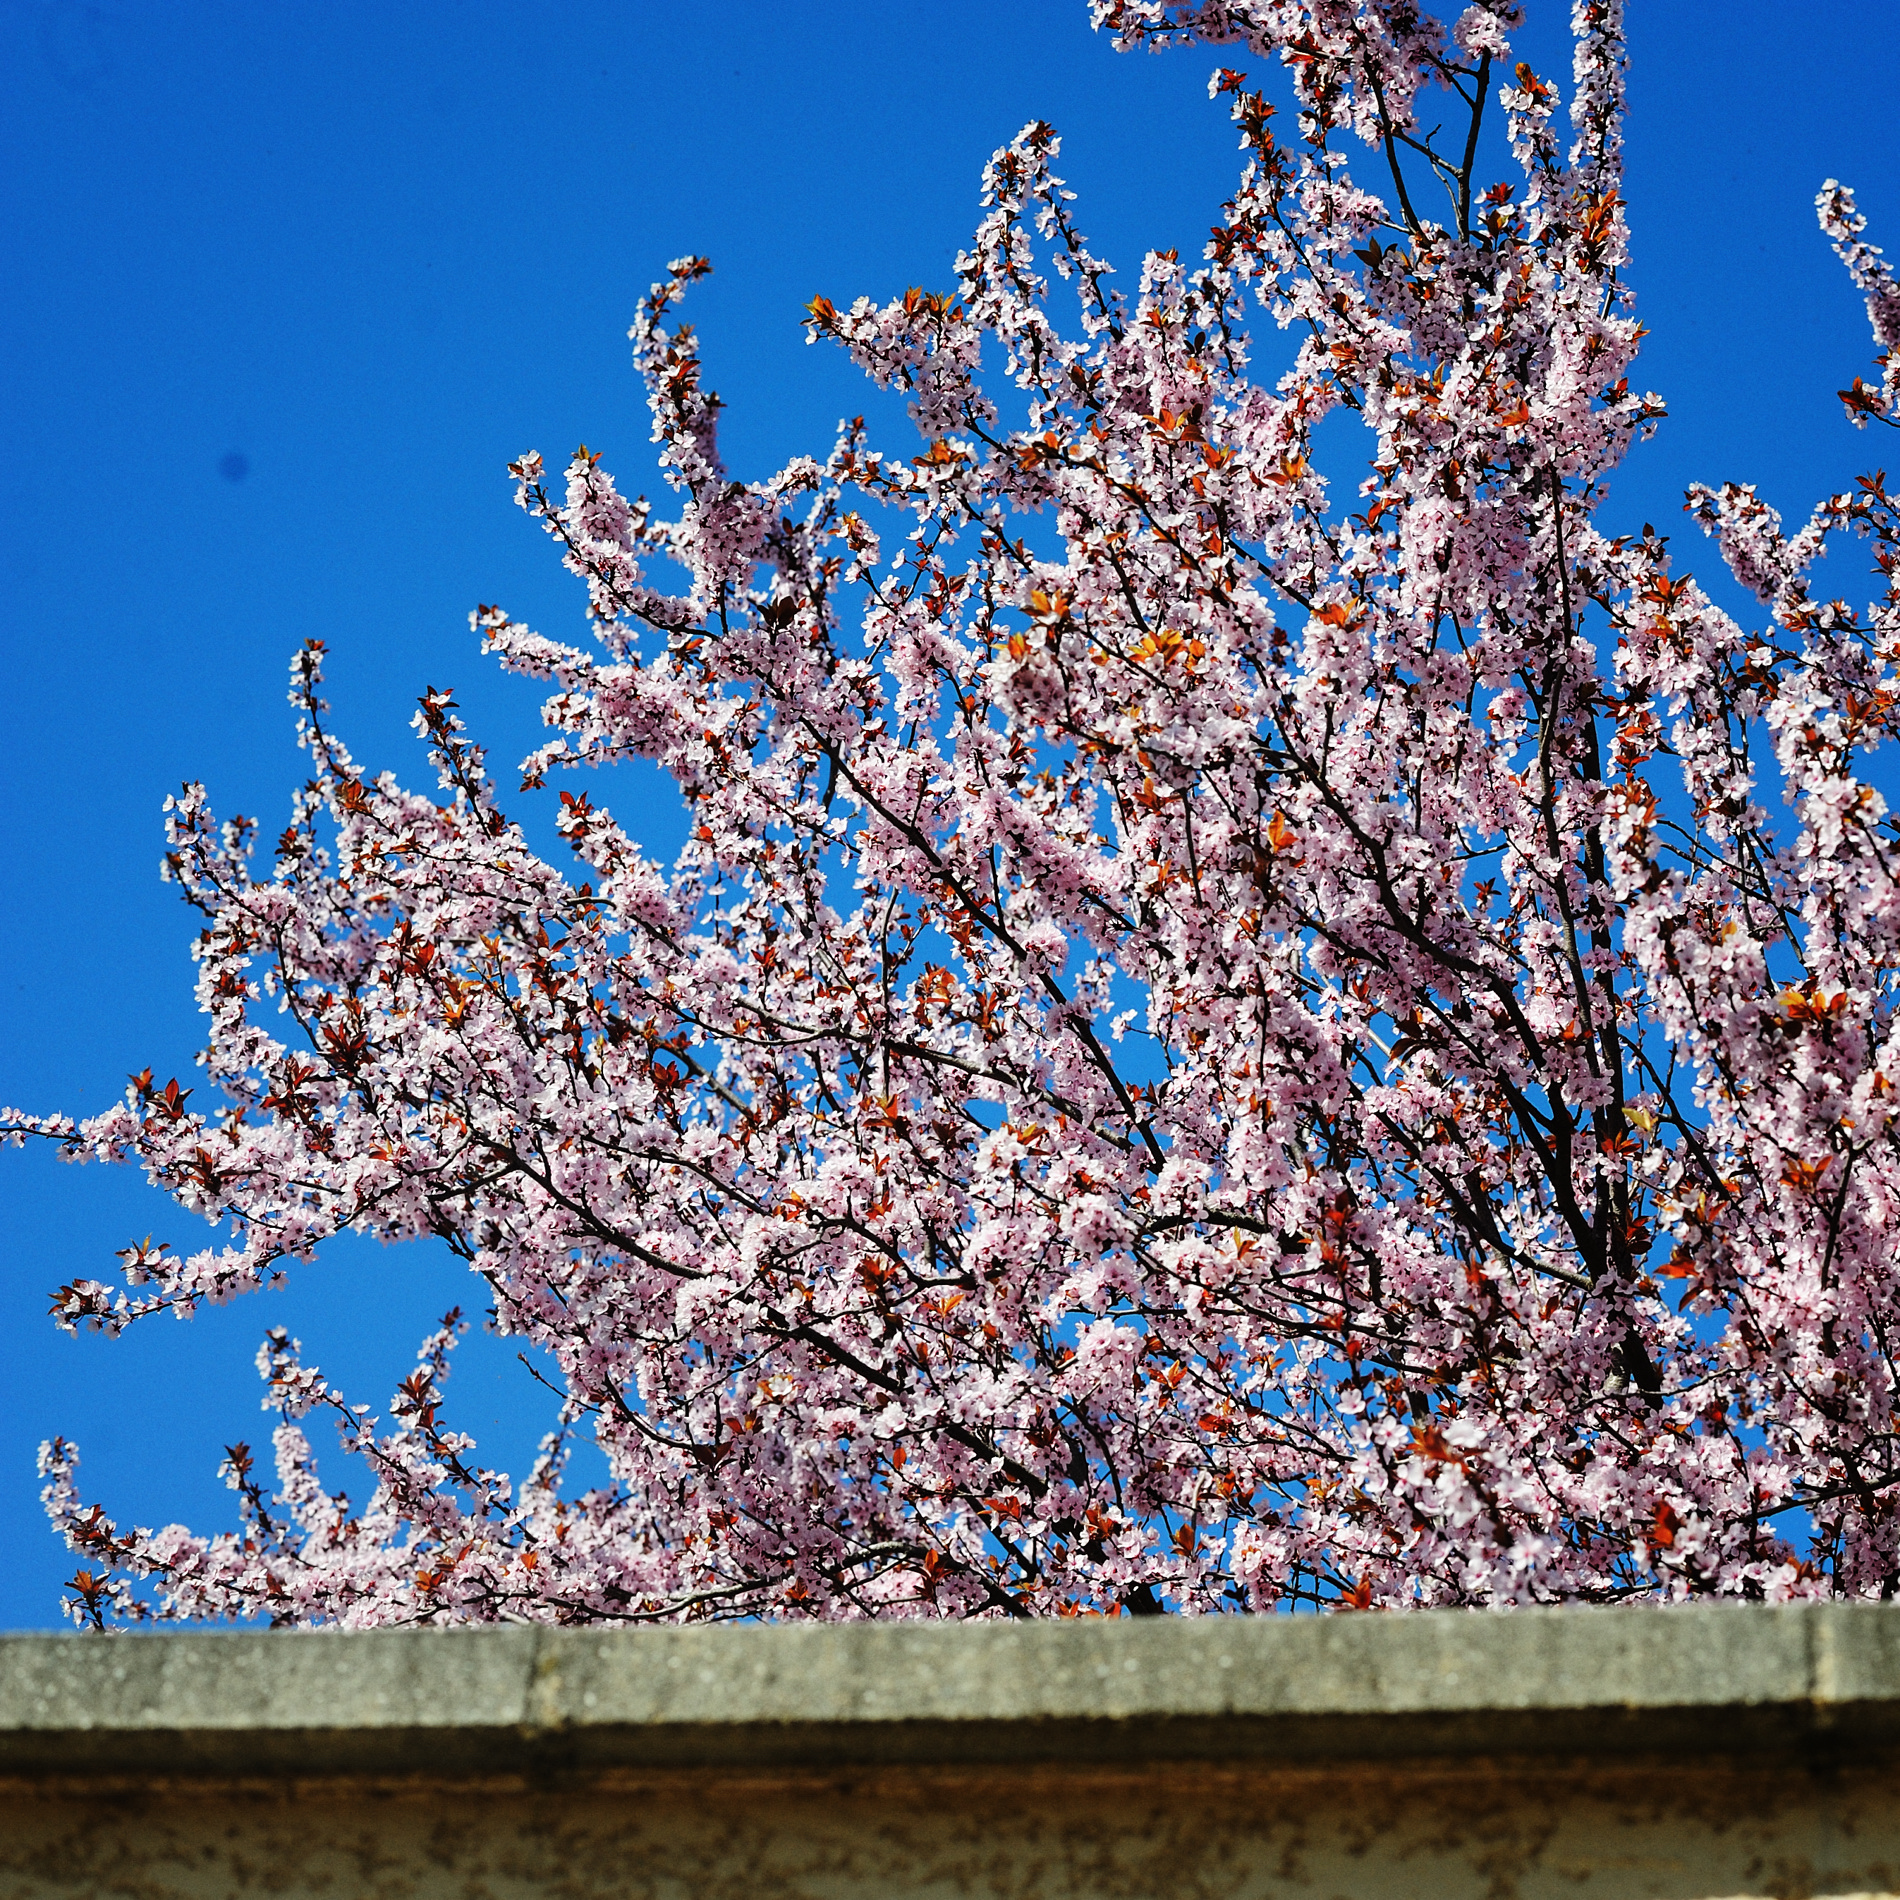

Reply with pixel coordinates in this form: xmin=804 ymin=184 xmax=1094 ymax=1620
xmin=4 ymin=1605 xmax=1899 ymax=1898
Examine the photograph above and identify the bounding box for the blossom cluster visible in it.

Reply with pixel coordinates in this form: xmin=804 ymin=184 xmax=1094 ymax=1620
xmin=13 ymin=0 xmax=1900 ymax=1623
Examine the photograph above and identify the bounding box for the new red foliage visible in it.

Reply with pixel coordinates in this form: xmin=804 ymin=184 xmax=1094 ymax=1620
xmin=12 ymin=0 xmax=1900 ymax=1622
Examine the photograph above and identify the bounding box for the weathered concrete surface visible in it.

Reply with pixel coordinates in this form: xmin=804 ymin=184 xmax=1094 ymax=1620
xmin=4 ymin=1607 xmax=1900 ymax=1897
xmin=8 ymin=1760 xmax=1900 ymax=1900
xmin=6 ymin=1602 xmax=1900 ymax=1775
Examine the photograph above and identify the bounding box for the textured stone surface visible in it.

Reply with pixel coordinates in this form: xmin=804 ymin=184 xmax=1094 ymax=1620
xmin=0 ymin=1602 xmax=1890 ymax=1775
xmin=4 ymin=1760 xmax=1900 ymax=1900
xmin=5 ymin=1609 xmax=1900 ymax=1897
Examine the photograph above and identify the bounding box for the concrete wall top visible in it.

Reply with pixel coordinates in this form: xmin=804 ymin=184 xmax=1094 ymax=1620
xmin=5 ymin=1602 xmax=1899 ymax=1780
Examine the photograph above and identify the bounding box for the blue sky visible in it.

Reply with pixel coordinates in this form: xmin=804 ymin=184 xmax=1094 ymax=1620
xmin=2 ymin=0 xmax=1896 ymax=1629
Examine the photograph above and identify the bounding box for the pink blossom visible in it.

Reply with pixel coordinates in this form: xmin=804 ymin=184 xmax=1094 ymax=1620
xmin=11 ymin=0 xmax=1900 ymax=1624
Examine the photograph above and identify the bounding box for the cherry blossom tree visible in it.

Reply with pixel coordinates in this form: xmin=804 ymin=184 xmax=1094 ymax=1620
xmin=11 ymin=0 xmax=1900 ymax=1625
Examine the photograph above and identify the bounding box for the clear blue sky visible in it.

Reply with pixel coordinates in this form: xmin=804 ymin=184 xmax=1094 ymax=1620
xmin=3 ymin=0 xmax=1895 ymax=1629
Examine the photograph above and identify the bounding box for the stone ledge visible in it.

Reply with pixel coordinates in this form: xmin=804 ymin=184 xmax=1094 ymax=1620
xmin=4 ymin=1602 xmax=1897 ymax=1779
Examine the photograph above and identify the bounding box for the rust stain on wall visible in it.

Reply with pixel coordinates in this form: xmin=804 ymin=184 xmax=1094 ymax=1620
xmin=3 ymin=1757 xmax=1898 ymax=1900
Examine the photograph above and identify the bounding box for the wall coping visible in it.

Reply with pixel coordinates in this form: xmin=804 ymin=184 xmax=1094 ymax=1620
xmin=5 ymin=1602 xmax=1900 ymax=1779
